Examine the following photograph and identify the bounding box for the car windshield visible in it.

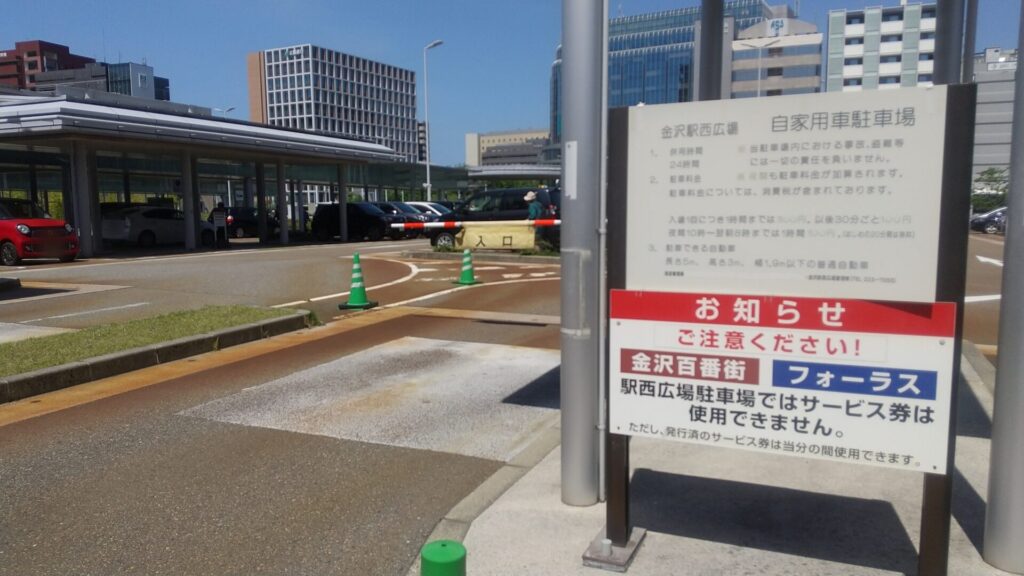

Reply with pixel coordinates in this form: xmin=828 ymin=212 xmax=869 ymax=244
xmin=0 ymin=199 xmax=50 ymax=220
xmin=358 ymin=203 xmax=387 ymax=215
xmin=428 ymin=203 xmax=452 ymax=214
xmin=393 ymin=202 xmax=420 ymax=214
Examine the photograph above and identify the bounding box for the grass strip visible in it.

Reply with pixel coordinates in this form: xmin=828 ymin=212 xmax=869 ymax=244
xmin=0 ymin=305 xmax=297 ymax=378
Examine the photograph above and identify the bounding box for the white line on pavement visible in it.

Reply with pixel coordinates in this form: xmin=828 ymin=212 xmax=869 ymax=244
xmin=965 ymin=294 xmax=1002 ymax=304
xmin=272 ymin=258 xmax=420 ymax=307
xmin=976 ymin=255 xmax=1004 ymax=267
xmin=22 ymin=302 xmax=150 ymax=323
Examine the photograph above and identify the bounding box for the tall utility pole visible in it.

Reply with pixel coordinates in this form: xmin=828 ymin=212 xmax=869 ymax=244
xmin=983 ymin=6 xmax=1024 ymax=572
xmin=560 ymin=0 xmax=605 ymax=506
xmin=423 ymin=39 xmax=443 ymax=202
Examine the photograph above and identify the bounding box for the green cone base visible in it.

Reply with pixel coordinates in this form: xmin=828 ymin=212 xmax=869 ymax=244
xmin=339 ymin=300 xmax=378 ymax=310
xmin=453 ymin=278 xmax=480 ymax=286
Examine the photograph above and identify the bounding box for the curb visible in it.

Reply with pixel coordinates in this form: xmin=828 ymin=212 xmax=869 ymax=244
xmin=0 ymin=277 xmax=21 ymax=292
xmin=401 ymin=250 xmax=559 ymax=265
xmin=961 ymin=340 xmax=996 ymax=395
xmin=0 ymin=310 xmax=311 ymax=404
xmin=405 ymin=413 xmax=561 ymax=576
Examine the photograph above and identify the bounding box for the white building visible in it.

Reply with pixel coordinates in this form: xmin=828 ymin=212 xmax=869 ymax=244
xmin=825 ymin=3 xmax=937 ymax=92
xmin=248 ymin=44 xmax=418 ymax=163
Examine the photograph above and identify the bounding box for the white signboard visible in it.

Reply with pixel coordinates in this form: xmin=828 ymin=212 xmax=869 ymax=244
xmin=626 ymin=87 xmax=949 ymax=303
xmin=609 ymin=290 xmax=956 ymax=473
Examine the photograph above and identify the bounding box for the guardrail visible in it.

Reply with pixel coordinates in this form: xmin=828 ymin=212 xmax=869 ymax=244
xmin=389 ymin=219 xmax=561 ymax=230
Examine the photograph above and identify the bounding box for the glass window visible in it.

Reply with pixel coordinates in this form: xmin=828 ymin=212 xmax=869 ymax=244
xmin=919 ymin=74 xmax=934 ymax=82
xmin=843 ymin=78 xmax=863 ymax=86
xmin=880 ymin=55 xmax=901 ymax=63
xmin=882 ymin=11 xmax=903 ymax=22
xmin=879 ymin=76 xmax=901 ymax=84
xmin=844 ymin=57 xmax=863 ymax=65
xmin=921 ymin=32 xmax=935 ymax=40
xmin=846 ymin=15 xmax=864 ymax=25
xmin=919 ymin=53 xmax=934 ymax=61
xmin=845 ymin=37 xmax=864 ymax=46
xmin=881 ymin=34 xmax=902 ymax=42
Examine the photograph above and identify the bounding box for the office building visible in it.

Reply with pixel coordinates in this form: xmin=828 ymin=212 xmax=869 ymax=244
xmin=0 ymin=40 xmax=94 ymax=90
xmin=247 ymin=44 xmax=418 ymax=163
xmin=825 ymin=3 xmax=937 ymax=92
xmin=972 ymin=47 xmax=1017 ymax=178
xmin=465 ymin=129 xmax=549 ymax=167
xmin=730 ymin=15 xmax=822 ymax=98
xmin=551 ymin=0 xmax=790 ymax=146
xmin=35 ymin=61 xmax=171 ymax=101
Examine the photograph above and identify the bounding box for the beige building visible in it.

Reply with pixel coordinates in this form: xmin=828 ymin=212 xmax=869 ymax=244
xmin=465 ymin=129 xmax=549 ymax=166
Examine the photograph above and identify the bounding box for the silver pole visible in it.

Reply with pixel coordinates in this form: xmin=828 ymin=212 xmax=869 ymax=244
xmin=560 ymin=0 xmax=603 ymax=506
xmin=423 ymin=40 xmax=443 ymax=203
xmin=699 ymin=0 xmax=724 ymax=101
xmin=983 ymin=7 xmax=1024 ymax=571
xmin=961 ymin=0 xmax=978 ymax=83
xmin=934 ymin=0 xmax=966 ymax=85
xmin=597 ymin=0 xmax=609 ymax=503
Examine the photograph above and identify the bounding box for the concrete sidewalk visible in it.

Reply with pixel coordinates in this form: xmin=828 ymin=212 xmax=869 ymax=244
xmin=428 ymin=347 xmax=1011 ymax=575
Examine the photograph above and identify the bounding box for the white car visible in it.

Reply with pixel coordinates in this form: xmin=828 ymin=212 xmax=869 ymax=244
xmin=102 ymin=207 xmax=215 ymax=247
xmin=405 ymin=201 xmax=452 ymax=217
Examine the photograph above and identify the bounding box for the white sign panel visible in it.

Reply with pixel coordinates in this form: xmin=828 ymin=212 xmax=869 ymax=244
xmin=609 ymin=290 xmax=957 ymax=473
xmin=626 ymin=87 xmax=948 ymax=303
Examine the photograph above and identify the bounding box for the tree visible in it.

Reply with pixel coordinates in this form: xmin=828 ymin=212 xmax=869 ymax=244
xmin=972 ymin=167 xmax=1008 ymax=212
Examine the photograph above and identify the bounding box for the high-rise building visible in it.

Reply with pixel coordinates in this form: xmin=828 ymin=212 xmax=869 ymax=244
xmin=730 ymin=15 xmax=822 ymax=98
xmin=0 ymin=40 xmax=94 ymax=90
xmin=551 ymin=0 xmax=789 ymax=146
xmin=972 ymin=47 xmax=1017 ymax=178
xmin=825 ymin=3 xmax=936 ymax=92
xmin=247 ymin=44 xmax=418 ymax=162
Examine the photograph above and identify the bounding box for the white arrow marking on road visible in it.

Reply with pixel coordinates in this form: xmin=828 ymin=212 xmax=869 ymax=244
xmin=965 ymin=294 xmax=1002 ymax=303
xmin=977 ymin=255 xmax=1004 ymax=267
xmin=502 ymin=273 xmax=524 ymax=279
xmin=22 ymin=302 xmax=150 ymax=323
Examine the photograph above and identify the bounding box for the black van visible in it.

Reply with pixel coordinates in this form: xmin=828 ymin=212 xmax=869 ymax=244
xmin=311 ymin=202 xmax=406 ymax=242
xmin=427 ymin=188 xmax=559 ymax=248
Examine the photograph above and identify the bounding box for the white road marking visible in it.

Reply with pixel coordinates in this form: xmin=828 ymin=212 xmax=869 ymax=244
xmin=502 ymin=273 xmax=525 ymax=279
xmin=0 ymin=283 xmax=128 ymax=306
xmin=10 ymin=242 xmax=422 ymax=276
xmin=473 ymin=266 xmax=505 ymax=271
xmin=379 ymin=277 xmax=559 ymax=310
xmin=529 ymin=272 xmax=557 ymax=277
xmin=976 ymin=255 xmax=1004 ymax=267
xmin=965 ymin=294 xmax=1002 ymax=304
xmin=22 ymin=302 xmax=150 ymax=323
xmin=273 ymin=257 xmax=420 ymax=307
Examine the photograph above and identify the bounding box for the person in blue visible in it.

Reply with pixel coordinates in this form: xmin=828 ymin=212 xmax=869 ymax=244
xmin=525 ymin=190 xmax=543 ymax=244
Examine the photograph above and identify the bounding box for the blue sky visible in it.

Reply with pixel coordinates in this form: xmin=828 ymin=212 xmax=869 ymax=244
xmin=1 ymin=0 xmax=1019 ymax=166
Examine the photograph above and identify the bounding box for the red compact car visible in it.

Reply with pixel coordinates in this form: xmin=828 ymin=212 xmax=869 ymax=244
xmin=0 ymin=198 xmax=79 ymax=266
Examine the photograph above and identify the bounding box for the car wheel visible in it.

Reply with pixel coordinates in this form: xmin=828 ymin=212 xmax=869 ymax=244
xmin=201 ymin=230 xmax=215 ymax=247
xmin=0 ymin=241 xmax=20 ymax=266
xmin=435 ymin=232 xmax=456 ymax=249
xmin=138 ymin=230 xmax=156 ymax=248
xmin=985 ymin=223 xmax=999 ymax=234
xmin=59 ymin=254 xmax=76 ymax=263
xmin=367 ymin=227 xmax=383 ymax=242
xmin=234 ymin=227 xmax=246 ymax=239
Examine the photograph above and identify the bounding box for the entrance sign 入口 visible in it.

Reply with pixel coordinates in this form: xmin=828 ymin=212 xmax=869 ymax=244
xmin=609 ymin=290 xmax=957 ymax=473
xmin=626 ymin=87 xmax=948 ymax=303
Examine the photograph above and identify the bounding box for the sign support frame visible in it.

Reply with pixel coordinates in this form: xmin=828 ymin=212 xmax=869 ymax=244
xmin=601 ymin=85 xmax=976 ymax=575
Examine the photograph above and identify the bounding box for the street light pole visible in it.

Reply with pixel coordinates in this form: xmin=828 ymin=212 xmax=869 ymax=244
xmin=423 ymin=39 xmax=443 ymax=202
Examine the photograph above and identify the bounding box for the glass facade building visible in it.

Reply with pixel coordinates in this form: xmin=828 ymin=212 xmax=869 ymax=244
xmin=253 ymin=44 xmax=418 ymax=163
xmin=551 ymin=0 xmax=783 ymax=144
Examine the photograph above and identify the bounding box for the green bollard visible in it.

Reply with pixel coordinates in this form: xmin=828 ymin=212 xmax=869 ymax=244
xmin=421 ymin=539 xmax=466 ymax=576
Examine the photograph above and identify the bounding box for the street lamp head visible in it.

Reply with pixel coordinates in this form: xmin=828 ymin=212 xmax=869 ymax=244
xmin=425 ymin=40 xmax=444 ymax=50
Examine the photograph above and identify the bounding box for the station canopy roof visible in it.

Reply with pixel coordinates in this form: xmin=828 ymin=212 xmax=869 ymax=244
xmin=0 ymin=87 xmax=400 ymax=163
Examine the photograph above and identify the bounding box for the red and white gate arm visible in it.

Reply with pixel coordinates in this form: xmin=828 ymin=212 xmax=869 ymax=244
xmin=389 ymin=219 xmax=561 ymax=230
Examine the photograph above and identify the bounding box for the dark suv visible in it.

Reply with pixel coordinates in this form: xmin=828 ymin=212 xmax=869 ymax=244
xmin=207 ymin=206 xmax=280 ymax=238
xmin=311 ymin=202 xmax=405 ymax=242
xmin=427 ymin=187 xmax=560 ymax=248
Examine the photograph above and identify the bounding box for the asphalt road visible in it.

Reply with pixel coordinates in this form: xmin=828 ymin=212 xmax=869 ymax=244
xmin=0 ymin=258 xmax=562 ymax=575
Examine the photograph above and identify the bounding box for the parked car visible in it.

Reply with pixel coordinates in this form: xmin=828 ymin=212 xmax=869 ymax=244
xmin=0 ymin=198 xmax=79 ymax=266
xmin=374 ymin=201 xmax=436 ymax=238
xmin=970 ymin=206 xmax=1007 ymax=234
xmin=311 ymin=202 xmax=406 ymax=242
xmin=405 ymin=201 xmax=452 ymax=217
xmin=426 ymin=187 xmax=560 ymax=248
xmin=207 ymin=206 xmax=280 ymax=239
xmin=101 ymin=206 xmax=215 ymax=247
